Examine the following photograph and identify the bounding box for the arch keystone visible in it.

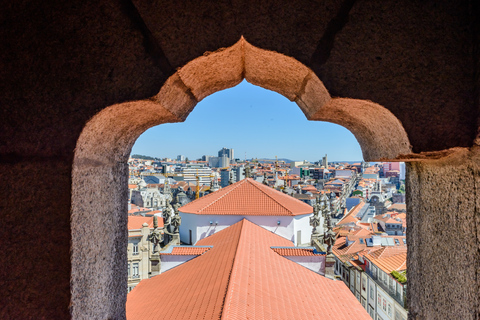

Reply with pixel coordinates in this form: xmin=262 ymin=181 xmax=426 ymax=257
xmin=177 ymin=39 xmax=244 ymax=102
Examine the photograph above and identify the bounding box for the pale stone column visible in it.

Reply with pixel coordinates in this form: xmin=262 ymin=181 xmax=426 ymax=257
xmin=406 ymin=149 xmax=480 ymax=319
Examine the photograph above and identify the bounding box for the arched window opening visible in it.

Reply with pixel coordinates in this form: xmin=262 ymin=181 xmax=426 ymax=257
xmin=71 ymin=38 xmax=410 ymax=319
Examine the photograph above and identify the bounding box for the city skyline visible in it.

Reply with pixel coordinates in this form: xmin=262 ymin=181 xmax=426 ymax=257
xmin=131 ymin=80 xmax=363 ymax=162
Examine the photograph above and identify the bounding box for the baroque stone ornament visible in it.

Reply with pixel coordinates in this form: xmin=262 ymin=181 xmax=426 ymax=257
xmin=309 ymin=196 xmax=321 ymax=234
xmin=171 ymin=202 xmax=182 ymax=233
xmin=263 ymin=172 xmax=269 ymax=185
xmin=244 ymin=162 xmax=252 ymax=178
xmin=323 ymin=210 xmax=336 ymax=255
xmin=147 ymin=215 xmax=164 ymax=253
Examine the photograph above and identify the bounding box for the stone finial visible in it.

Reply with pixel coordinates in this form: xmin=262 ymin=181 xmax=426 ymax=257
xmin=171 ymin=204 xmax=182 ymax=234
xmin=263 ymin=172 xmax=269 ymax=185
xmin=244 ymin=162 xmax=252 ymax=178
xmin=147 ymin=215 xmax=164 ymax=253
xmin=323 ymin=210 xmax=336 ymax=255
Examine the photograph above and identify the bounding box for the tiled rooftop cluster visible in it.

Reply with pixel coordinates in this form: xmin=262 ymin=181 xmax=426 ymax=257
xmin=127 ymin=219 xmax=370 ymax=319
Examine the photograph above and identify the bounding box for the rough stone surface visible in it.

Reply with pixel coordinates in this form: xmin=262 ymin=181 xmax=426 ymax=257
xmin=0 ymin=160 xmax=71 ymax=320
xmin=244 ymin=40 xmax=311 ymax=101
xmin=310 ymin=98 xmax=411 ymax=161
xmin=153 ymin=73 xmax=198 ymax=121
xmin=178 ymin=40 xmax=244 ymax=102
xmin=294 ymin=71 xmax=331 ymax=119
xmin=406 ymin=148 xmax=480 ymax=320
xmin=71 ymin=162 xmax=129 ymax=320
xmin=315 ymin=0 xmax=477 ymax=152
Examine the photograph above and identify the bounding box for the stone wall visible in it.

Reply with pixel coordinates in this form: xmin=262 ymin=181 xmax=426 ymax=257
xmin=406 ymin=148 xmax=480 ymax=320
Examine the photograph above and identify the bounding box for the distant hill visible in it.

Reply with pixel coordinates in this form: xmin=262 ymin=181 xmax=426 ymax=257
xmin=130 ymin=154 xmax=158 ymax=160
xmin=251 ymin=158 xmax=295 ymax=163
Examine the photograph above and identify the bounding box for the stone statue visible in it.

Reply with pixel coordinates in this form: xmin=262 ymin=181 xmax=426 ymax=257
xmin=244 ymin=163 xmax=251 ymax=178
xmin=323 ymin=210 xmax=336 ymax=255
xmin=163 ymin=201 xmax=173 ymax=225
xmin=309 ymin=196 xmax=321 ymax=234
xmin=147 ymin=216 xmax=164 ymax=253
xmin=171 ymin=202 xmax=182 ymax=233
xmin=263 ymin=172 xmax=269 ymax=185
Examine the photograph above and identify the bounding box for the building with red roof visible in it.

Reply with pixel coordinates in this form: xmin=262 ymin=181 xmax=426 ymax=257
xmin=178 ymin=178 xmax=313 ymax=245
xmin=126 ymin=219 xmax=370 ymax=320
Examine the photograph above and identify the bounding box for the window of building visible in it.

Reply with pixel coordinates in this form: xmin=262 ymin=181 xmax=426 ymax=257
xmin=132 ymin=263 xmax=139 ymax=278
xmin=127 ymin=263 xmax=130 ymax=277
xmin=383 ymin=299 xmax=387 ymax=311
xmin=133 ymin=242 xmax=139 ymax=255
xmin=370 ymin=285 xmax=374 ymax=299
xmin=388 ymin=304 xmax=392 ymax=316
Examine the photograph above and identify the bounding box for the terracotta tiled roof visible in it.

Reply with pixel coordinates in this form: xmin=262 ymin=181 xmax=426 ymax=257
xmin=337 ymin=201 xmax=366 ymax=226
xmin=127 ymin=216 xmax=163 ymax=230
xmin=389 ymin=203 xmax=407 ymax=211
xmin=128 ymin=184 xmax=138 ymax=189
xmin=271 ymin=247 xmax=325 ymax=256
xmin=160 ymin=246 xmax=211 ymax=256
xmin=179 ymin=178 xmax=312 ymax=216
xmin=365 ymin=251 xmax=407 ymax=274
xmin=368 ymin=246 xmax=407 ymax=260
xmin=127 ymin=220 xmax=370 ymax=320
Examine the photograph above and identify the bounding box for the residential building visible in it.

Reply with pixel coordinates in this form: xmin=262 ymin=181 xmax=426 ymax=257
xmin=127 ymin=216 xmax=161 ymax=292
xmin=181 ymin=163 xmax=213 ymax=185
xmin=208 ymin=155 xmax=230 ymax=168
xmin=217 ymin=147 xmax=234 ymax=161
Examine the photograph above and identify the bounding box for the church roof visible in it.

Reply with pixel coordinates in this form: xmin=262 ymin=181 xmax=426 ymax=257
xmin=126 ymin=219 xmax=370 ymax=319
xmin=179 ymin=178 xmax=312 ymax=216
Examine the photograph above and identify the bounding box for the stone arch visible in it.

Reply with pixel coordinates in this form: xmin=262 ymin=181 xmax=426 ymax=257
xmin=71 ymin=37 xmax=411 ymax=318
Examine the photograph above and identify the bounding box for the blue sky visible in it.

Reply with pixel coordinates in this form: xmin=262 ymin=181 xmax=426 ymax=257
xmin=131 ymin=80 xmax=363 ymax=162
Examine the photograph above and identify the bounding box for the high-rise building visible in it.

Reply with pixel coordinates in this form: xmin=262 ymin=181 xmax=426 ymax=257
xmin=321 ymin=154 xmax=328 ymax=167
xmin=218 ymin=147 xmax=234 ymax=161
xmin=234 ymin=165 xmax=245 ymax=182
xmin=220 ymin=169 xmax=232 ymax=187
xmin=177 ymin=155 xmax=185 ymax=161
xmin=208 ymin=155 xmax=230 ymax=168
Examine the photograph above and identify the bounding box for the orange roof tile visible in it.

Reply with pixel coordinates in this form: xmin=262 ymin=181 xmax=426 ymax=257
xmin=337 ymin=201 xmax=367 ymax=226
xmin=365 ymin=251 xmax=407 ymax=274
xmin=127 ymin=220 xmax=370 ymax=320
xmin=127 ymin=216 xmax=163 ymax=230
xmin=272 ymin=247 xmax=324 ymax=256
xmin=179 ymin=178 xmax=312 ymax=216
xmin=160 ymin=246 xmax=211 ymax=255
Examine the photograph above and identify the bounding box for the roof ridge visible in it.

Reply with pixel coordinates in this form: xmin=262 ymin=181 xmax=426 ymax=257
xmin=198 ymin=179 xmax=247 ymax=213
xmin=219 ymin=219 xmax=246 ymax=319
xmin=248 ymin=179 xmax=294 ymax=215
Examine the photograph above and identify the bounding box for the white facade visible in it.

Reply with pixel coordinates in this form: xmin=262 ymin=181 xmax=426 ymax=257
xmin=179 ymin=212 xmax=312 ymax=245
xmin=281 ymin=255 xmax=325 ymax=275
xmin=160 ymin=254 xmax=200 ymax=273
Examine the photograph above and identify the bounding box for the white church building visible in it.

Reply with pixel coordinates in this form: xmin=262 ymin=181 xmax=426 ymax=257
xmin=178 ymin=178 xmax=313 ymax=245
